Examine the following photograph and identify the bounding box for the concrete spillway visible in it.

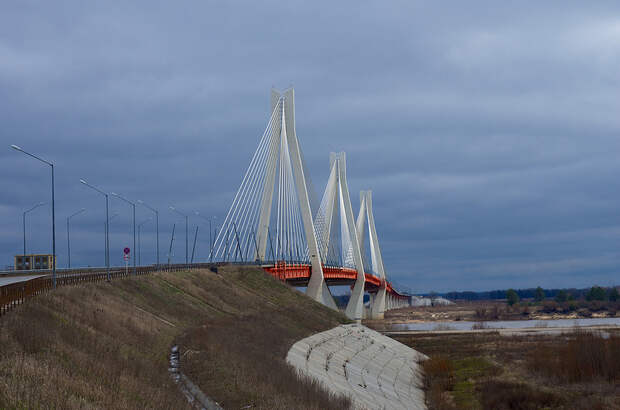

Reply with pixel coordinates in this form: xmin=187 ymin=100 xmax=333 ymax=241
xmin=286 ymin=324 xmax=428 ymax=410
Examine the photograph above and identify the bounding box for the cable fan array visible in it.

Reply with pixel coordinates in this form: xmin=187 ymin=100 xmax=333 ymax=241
xmin=313 ymin=157 xmax=358 ymax=269
xmin=211 ymin=97 xmax=310 ymax=263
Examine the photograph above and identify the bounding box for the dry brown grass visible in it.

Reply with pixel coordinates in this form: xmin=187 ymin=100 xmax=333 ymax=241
xmin=0 ymin=266 xmax=351 ymax=409
xmin=175 ymin=266 xmax=352 ymax=409
xmin=527 ymin=330 xmax=620 ymax=383
xmin=421 ymin=357 xmax=456 ymax=410
xmin=477 ymin=380 xmax=564 ymax=410
xmin=396 ymin=330 xmax=620 ymax=410
xmin=0 ymin=278 xmax=189 ymax=409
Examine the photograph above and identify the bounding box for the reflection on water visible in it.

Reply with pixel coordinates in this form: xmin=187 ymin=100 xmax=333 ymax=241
xmin=391 ymin=317 xmax=620 ymax=332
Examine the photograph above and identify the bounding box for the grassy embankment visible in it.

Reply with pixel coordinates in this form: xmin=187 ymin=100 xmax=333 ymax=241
xmin=0 ymin=266 xmax=351 ymax=409
xmin=394 ymin=329 xmax=620 ymax=409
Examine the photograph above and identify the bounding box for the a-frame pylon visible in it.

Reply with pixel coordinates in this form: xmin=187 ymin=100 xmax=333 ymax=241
xmin=356 ymin=190 xmax=387 ymax=319
xmin=255 ymin=89 xmax=337 ymax=309
xmin=316 ymin=152 xmax=366 ymax=320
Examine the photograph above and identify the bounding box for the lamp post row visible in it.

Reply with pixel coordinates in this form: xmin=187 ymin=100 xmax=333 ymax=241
xmin=11 ymin=144 xmax=218 ymax=273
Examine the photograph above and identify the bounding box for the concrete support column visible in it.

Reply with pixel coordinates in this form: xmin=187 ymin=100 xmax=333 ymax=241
xmin=363 ymin=191 xmax=386 ymax=319
xmin=336 ymin=153 xmax=366 ymax=321
xmin=281 ymin=89 xmax=336 ymax=310
xmin=370 ymin=285 xmax=386 ymax=319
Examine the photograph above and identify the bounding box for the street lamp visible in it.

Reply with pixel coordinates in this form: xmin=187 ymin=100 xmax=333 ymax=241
xmin=11 ymin=145 xmax=57 ymax=287
xmin=66 ymin=208 xmax=86 ymax=268
xmin=22 ymin=202 xmax=46 ymax=259
xmin=138 ymin=217 xmax=152 ymax=266
xmin=169 ymin=206 xmax=188 ymax=265
xmin=195 ymin=212 xmax=217 ymax=262
xmin=80 ymin=179 xmax=110 ymax=281
xmin=137 ymin=200 xmax=159 ymax=266
xmin=111 ymin=192 xmax=136 ymax=275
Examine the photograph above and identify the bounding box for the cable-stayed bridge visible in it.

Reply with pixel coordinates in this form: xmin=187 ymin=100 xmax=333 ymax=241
xmin=211 ymin=88 xmax=410 ymax=320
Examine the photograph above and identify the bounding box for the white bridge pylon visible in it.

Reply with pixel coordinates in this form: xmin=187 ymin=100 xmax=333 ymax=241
xmin=316 ymin=152 xmax=366 ymax=320
xmin=211 ymin=88 xmax=399 ymax=319
xmin=211 ymin=88 xmax=335 ymax=310
xmin=356 ymin=190 xmax=387 ymax=319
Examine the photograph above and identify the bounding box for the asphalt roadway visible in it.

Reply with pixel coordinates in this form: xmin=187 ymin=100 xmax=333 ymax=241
xmin=0 ymin=275 xmax=47 ymax=287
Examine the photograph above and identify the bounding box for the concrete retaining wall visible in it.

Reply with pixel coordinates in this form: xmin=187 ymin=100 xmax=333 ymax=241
xmin=286 ymin=324 xmax=427 ymax=410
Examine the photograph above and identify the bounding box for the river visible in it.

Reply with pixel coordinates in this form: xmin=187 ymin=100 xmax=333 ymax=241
xmin=391 ymin=317 xmax=620 ymax=332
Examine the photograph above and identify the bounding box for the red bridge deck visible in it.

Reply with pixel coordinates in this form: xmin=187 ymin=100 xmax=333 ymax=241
xmin=262 ymin=262 xmax=407 ymax=298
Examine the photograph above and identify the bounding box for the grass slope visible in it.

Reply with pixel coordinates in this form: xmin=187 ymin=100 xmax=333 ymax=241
xmin=0 ymin=266 xmax=351 ymax=409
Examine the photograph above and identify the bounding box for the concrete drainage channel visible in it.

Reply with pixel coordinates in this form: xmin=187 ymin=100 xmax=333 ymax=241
xmin=169 ymin=345 xmax=223 ymax=410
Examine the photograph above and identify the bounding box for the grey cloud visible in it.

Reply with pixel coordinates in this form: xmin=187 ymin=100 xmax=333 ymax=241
xmin=2 ymin=1 xmax=620 ymax=291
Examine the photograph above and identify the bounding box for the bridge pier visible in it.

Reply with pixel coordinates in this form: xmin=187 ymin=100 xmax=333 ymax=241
xmin=369 ymin=285 xmax=386 ymax=319
xmin=336 ymin=153 xmax=366 ymax=321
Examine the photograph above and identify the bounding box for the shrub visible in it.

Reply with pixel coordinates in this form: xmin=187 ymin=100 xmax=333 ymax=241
xmin=608 ymin=287 xmax=619 ymax=302
xmin=586 ymin=286 xmax=607 ymax=301
xmin=521 ymin=305 xmax=530 ymax=316
xmin=479 ymin=380 xmax=563 ymax=410
xmin=555 ymin=290 xmax=568 ymax=303
xmin=541 ymin=301 xmax=558 ymax=313
xmin=588 ymin=300 xmax=606 ymax=312
xmin=422 ymin=356 xmax=455 ymax=392
xmin=506 ymin=289 xmax=519 ymax=306
xmin=534 ymin=286 xmax=545 ymax=302
xmin=474 ymin=307 xmax=487 ymax=319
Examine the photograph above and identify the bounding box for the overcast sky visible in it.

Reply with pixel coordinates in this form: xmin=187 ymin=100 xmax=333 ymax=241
xmin=1 ymin=1 xmax=620 ymax=292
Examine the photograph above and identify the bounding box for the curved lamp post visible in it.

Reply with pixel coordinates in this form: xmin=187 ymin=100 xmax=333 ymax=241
xmin=80 ymin=179 xmax=110 ymax=281
xmin=11 ymin=145 xmax=57 ymax=287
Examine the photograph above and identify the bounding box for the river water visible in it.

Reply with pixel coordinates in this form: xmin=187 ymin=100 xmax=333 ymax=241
xmin=391 ymin=317 xmax=620 ymax=332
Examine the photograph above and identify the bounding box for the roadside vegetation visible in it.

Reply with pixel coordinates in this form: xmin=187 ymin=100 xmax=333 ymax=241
xmin=400 ymin=329 xmax=620 ymax=409
xmin=0 ymin=266 xmax=351 ymax=409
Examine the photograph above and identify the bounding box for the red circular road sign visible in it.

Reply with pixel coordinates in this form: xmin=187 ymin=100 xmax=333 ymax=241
xmin=123 ymin=247 xmax=131 ymax=255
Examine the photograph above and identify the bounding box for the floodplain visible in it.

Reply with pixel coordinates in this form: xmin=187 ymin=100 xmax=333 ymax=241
xmin=366 ymin=301 xmax=620 ymax=409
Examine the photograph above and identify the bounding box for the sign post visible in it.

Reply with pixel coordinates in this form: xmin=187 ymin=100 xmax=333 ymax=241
xmin=123 ymin=247 xmax=130 ymax=276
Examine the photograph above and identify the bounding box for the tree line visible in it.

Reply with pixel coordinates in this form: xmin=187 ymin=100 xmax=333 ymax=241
xmin=441 ymin=286 xmax=619 ymax=302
